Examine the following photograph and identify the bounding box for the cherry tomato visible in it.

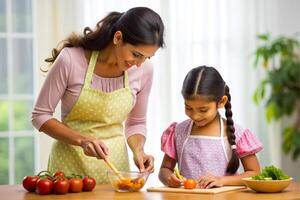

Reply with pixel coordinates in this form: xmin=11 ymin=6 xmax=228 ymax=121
xmin=22 ymin=175 xmax=39 ymax=192
xmin=69 ymin=178 xmax=83 ymax=193
xmin=53 ymin=177 xmax=69 ymax=194
xmin=36 ymin=178 xmax=53 ymax=195
xmin=53 ymin=171 xmax=65 ymax=178
xmin=82 ymin=176 xmax=96 ymax=191
xmin=183 ymin=179 xmax=197 ymax=189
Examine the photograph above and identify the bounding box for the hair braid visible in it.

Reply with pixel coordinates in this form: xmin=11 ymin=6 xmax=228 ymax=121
xmin=224 ymin=85 xmax=240 ymax=174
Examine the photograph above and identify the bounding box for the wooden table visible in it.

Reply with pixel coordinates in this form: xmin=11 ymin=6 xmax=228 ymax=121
xmin=0 ymin=183 xmax=299 ymax=200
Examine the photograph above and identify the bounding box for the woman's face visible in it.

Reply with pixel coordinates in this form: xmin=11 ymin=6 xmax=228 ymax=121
xmin=113 ymin=31 xmax=160 ymax=71
xmin=184 ymin=96 xmax=227 ymax=127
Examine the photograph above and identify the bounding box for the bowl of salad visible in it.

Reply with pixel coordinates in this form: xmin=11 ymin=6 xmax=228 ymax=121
xmin=242 ymin=165 xmax=292 ymax=193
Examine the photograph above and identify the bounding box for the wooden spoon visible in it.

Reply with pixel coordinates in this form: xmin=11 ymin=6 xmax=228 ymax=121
xmin=104 ymin=159 xmax=125 ymax=180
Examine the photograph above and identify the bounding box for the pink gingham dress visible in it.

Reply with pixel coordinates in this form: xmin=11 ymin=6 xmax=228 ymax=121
xmin=161 ymin=118 xmax=263 ymax=179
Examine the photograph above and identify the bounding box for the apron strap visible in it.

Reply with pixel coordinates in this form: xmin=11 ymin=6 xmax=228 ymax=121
xmin=83 ymin=51 xmax=99 ymax=88
xmin=178 ymin=120 xmax=193 ymax=171
xmin=124 ymin=71 xmax=129 ymax=88
xmin=220 ymin=115 xmax=229 ymax=162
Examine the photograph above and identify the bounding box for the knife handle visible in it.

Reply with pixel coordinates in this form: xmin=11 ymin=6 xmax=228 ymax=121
xmin=174 ymin=167 xmax=184 ymax=181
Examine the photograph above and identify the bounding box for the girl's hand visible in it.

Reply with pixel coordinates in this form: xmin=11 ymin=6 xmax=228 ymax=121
xmin=167 ymin=173 xmax=184 ymax=188
xmin=81 ymin=139 xmax=109 ymax=160
xmin=133 ymin=150 xmax=154 ymax=173
xmin=198 ymin=174 xmax=223 ymax=189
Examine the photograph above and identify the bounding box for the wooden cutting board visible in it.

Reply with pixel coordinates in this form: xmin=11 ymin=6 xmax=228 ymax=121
xmin=147 ymin=186 xmax=246 ymax=194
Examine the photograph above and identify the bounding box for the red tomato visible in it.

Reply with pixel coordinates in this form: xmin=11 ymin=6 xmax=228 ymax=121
xmin=184 ymin=179 xmax=197 ymax=189
xmin=36 ymin=178 xmax=53 ymax=195
xmin=82 ymin=176 xmax=96 ymax=191
xmin=22 ymin=175 xmax=39 ymax=192
xmin=53 ymin=171 xmax=65 ymax=178
xmin=53 ymin=178 xmax=69 ymax=194
xmin=69 ymin=178 xmax=83 ymax=193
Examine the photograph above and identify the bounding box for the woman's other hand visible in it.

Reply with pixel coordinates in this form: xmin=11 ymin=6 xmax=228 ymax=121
xmin=133 ymin=150 xmax=154 ymax=173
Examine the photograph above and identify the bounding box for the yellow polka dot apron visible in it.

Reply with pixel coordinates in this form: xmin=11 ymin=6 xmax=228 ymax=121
xmin=48 ymin=51 xmax=133 ymax=183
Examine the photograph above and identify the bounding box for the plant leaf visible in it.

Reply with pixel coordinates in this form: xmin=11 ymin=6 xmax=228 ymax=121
xmin=257 ymin=34 xmax=269 ymax=41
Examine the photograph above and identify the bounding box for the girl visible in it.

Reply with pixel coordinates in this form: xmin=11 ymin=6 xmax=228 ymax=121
xmin=159 ymin=66 xmax=263 ymax=188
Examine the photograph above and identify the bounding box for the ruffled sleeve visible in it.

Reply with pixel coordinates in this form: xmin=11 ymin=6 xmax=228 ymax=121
xmin=236 ymin=127 xmax=263 ymax=158
xmin=161 ymin=122 xmax=177 ymax=160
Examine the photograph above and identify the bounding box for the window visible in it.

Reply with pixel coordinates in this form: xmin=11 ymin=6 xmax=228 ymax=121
xmin=0 ymin=0 xmax=37 ymax=185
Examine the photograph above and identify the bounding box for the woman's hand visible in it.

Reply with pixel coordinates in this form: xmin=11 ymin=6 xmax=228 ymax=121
xmin=133 ymin=150 xmax=154 ymax=173
xmin=166 ymin=173 xmax=184 ymax=188
xmin=198 ymin=174 xmax=223 ymax=189
xmin=80 ymin=139 xmax=109 ymax=160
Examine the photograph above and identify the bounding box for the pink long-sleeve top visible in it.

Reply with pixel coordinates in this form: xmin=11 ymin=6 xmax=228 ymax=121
xmin=32 ymin=47 xmax=153 ymax=139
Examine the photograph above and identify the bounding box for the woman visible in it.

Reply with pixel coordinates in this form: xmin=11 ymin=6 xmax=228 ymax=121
xmin=32 ymin=7 xmax=164 ymax=183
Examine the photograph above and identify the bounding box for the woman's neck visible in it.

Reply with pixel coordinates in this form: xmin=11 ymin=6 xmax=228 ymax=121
xmin=97 ymin=43 xmax=117 ymax=65
xmin=84 ymin=45 xmax=123 ymax=78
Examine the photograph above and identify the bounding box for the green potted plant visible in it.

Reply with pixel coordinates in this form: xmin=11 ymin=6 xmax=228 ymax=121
xmin=253 ymin=34 xmax=300 ymax=160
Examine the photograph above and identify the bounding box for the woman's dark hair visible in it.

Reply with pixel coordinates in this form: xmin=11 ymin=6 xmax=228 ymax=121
xmin=45 ymin=7 xmax=165 ymax=63
xmin=181 ymin=66 xmax=240 ymax=174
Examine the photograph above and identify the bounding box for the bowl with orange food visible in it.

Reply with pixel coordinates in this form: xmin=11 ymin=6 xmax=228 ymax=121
xmin=107 ymin=170 xmax=150 ymax=192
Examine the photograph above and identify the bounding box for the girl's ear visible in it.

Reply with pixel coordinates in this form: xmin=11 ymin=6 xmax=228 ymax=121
xmin=113 ymin=31 xmax=123 ymax=45
xmin=217 ymin=95 xmax=228 ymax=108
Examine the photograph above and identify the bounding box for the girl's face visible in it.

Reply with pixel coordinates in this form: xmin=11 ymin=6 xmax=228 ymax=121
xmin=184 ymin=96 xmax=227 ymax=127
xmin=113 ymin=31 xmax=159 ymax=71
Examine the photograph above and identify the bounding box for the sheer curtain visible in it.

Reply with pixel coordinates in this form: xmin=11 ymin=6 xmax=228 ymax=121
xmin=37 ymin=0 xmax=300 ymax=186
